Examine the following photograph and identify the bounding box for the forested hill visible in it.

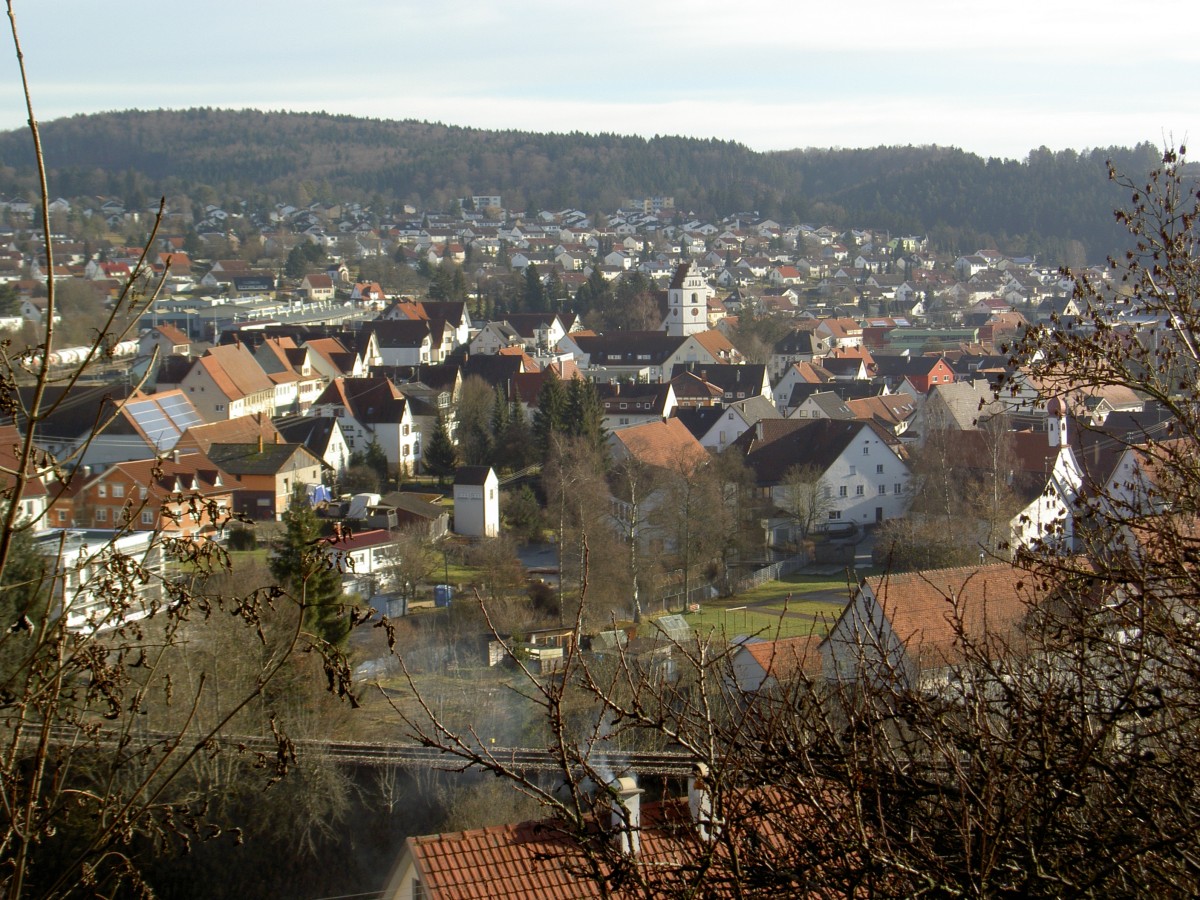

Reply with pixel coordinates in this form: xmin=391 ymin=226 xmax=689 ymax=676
xmin=0 ymin=108 xmax=1165 ymax=260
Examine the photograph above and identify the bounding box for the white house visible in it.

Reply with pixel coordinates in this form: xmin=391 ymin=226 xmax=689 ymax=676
xmin=1008 ymin=399 xmax=1084 ymax=557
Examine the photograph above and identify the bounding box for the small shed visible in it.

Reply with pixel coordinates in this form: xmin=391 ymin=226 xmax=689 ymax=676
xmin=453 ymin=466 xmax=499 ymax=537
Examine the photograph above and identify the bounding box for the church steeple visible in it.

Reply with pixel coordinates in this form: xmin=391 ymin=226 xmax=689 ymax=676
xmin=665 ymin=262 xmax=709 ymax=336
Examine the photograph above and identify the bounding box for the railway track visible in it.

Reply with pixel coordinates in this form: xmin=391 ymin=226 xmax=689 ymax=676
xmin=30 ymin=726 xmax=699 ymax=776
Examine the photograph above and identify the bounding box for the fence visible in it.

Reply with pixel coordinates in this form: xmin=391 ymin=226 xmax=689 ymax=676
xmin=730 ymin=554 xmax=808 ymax=594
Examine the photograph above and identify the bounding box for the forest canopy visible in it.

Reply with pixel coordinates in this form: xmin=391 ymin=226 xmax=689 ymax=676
xmin=0 ymin=108 xmax=1163 ymax=260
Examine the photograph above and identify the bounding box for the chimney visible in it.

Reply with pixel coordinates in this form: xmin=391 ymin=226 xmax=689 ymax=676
xmin=609 ymin=775 xmax=643 ymax=856
xmin=171 ymin=449 xmax=180 ymax=464
xmin=689 ymin=763 xmax=715 ymax=842
xmin=258 ymin=434 xmax=264 ymax=454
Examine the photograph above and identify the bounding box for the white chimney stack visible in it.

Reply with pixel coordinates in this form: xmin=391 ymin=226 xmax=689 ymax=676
xmin=689 ymin=763 xmax=715 ymax=842
xmin=610 ymin=775 xmax=643 ymax=856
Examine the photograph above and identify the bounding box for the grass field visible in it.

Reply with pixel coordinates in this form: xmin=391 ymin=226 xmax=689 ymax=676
xmin=642 ymin=570 xmax=864 ymax=640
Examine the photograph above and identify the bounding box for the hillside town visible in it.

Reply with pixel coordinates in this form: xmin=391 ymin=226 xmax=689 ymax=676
xmin=0 ymin=191 xmax=1141 ymax=558
xmin=2 ymin=183 xmax=1194 ymax=897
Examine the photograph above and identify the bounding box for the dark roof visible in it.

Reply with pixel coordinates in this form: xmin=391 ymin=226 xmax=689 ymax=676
xmin=454 ymin=465 xmax=494 ymax=486
xmin=732 ymin=419 xmax=893 ymax=485
xmin=787 ymin=382 xmax=882 ymax=407
xmin=572 ymin=332 xmax=686 ymax=365
xmin=870 ymin=355 xmax=952 ymax=377
xmin=205 ymin=442 xmax=316 ymax=475
xmin=364 ymin=319 xmax=432 ymax=347
xmin=668 ymin=363 xmax=766 ymax=395
xmin=461 ymin=354 xmax=530 ymax=388
xmin=671 ymin=406 xmax=725 ymax=439
xmin=274 ymin=415 xmax=340 ymax=456
xmin=313 ymin=376 xmax=410 ymax=425
xmin=772 ymin=330 xmax=822 ymax=356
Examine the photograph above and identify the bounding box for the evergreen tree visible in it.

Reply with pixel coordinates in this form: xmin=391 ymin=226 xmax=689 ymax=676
xmin=269 ymin=489 xmax=349 ymax=647
xmin=524 ymin=262 xmax=546 ymax=312
xmin=423 ymin=414 xmax=458 ymax=483
xmin=564 ymin=376 xmax=608 ymax=460
xmin=363 ymin=436 xmax=390 ymax=487
xmin=532 ymin=369 xmax=568 ymax=459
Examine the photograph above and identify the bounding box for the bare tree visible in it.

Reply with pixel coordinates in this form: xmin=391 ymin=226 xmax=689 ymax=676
xmin=776 ymin=462 xmax=832 ymax=544
xmin=0 ymin=10 xmax=356 ymax=896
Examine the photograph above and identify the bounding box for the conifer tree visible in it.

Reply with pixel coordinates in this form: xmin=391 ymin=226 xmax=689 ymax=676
xmin=565 ymin=376 xmax=608 ymax=461
xmin=270 ymin=489 xmax=349 ymax=647
xmin=532 ymin=369 xmax=568 ymax=459
xmin=423 ymin=414 xmax=458 ymax=483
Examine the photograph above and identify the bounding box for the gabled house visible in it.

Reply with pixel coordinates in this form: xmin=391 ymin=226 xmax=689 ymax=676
xmin=176 ymin=341 xmax=277 ymax=422
xmin=823 ymin=563 xmax=1033 ymax=689
xmin=676 ymin=395 xmax=780 ymax=452
xmin=75 ymin=451 xmax=233 ymax=540
xmin=310 ymin=375 xmax=419 ymax=473
xmin=253 ymin=336 xmax=327 ymax=414
xmin=769 ymin=329 xmax=830 ymax=380
xmin=274 ymin=414 xmax=353 ymax=480
xmin=361 ymin=320 xmax=435 ymax=367
xmin=668 ymin=363 xmax=770 ymax=406
xmin=298 ymin=272 xmax=335 ymax=301
xmin=815 ymin=317 xmax=864 ymax=350
xmin=205 ymin=440 xmax=325 ymax=521
xmin=730 ymin=634 xmax=824 ymax=693
xmin=870 ymin=355 xmax=956 ymax=395
xmin=731 ymin=418 xmax=911 ymax=537
xmin=138 ymin=323 xmax=191 ymax=360
xmin=322 ymin=528 xmax=403 ymax=596
xmin=598 ymin=382 xmax=678 ymax=431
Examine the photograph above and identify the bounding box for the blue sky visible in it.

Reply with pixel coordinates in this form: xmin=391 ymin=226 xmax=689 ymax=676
xmin=1 ymin=0 xmax=1195 ymax=161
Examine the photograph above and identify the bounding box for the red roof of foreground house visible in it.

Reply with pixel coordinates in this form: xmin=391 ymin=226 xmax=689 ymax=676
xmin=395 ymin=784 xmax=860 ymax=899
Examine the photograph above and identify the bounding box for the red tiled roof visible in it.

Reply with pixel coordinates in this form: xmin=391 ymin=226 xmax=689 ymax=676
xmin=861 ymin=564 xmax=1036 ymax=668
xmin=611 ymin=419 xmax=707 ymax=473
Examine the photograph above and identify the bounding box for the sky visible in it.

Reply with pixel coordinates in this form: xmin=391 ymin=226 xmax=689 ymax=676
xmin=1 ymin=0 xmax=1196 ymax=162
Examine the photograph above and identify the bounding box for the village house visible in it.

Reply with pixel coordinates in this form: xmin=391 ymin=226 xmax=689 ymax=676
xmin=74 ymin=451 xmax=234 ymax=540
xmin=204 ymin=439 xmax=325 ymax=521
xmin=310 ymin=375 xmax=420 ymax=473
xmin=731 ymin=418 xmax=911 ymax=540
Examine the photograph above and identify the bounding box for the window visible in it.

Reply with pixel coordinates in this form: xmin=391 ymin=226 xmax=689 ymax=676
xmin=856 ymin=485 xmax=864 ymax=496
xmin=894 ymin=483 xmax=902 ymax=494
xmin=863 ymin=444 xmax=869 ymax=456
xmin=878 ymin=484 xmax=886 ymax=495
xmin=141 ymin=509 xmax=154 ymax=525
xmin=111 ymin=484 xmax=124 ymax=498
xmin=876 ymin=464 xmax=884 ymax=474
xmin=97 ymin=485 xmax=107 ymax=498
xmin=839 ymin=486 xmax=847 ymax=498
xmin=828 ymin=510 xmax=841 ymax=520
xmin=403 ymin=424 xmax=410 ymax=436
xmin=848 ymin=465 xmax=856 ymax=476
xmin=95 ymin=508 xmax=107 ymax=522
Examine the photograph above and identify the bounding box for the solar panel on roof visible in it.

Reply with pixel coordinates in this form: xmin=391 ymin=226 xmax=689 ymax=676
xmin=124 ymin=396 xmax=197 ymax=449
xmin=157 ymin=394 xmax=203 ymax=430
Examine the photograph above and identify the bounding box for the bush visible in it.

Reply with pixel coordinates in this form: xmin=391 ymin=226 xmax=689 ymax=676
xmin=226 ymin=526 xmax=258 ymax=551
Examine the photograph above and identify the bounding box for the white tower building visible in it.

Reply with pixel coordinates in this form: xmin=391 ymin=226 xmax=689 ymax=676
xmin=665 ymin=263 xmax=710 ymax=337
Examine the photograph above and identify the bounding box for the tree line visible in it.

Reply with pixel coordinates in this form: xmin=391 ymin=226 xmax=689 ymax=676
xmin=0 ymin=108 xmax=1165 ymax=261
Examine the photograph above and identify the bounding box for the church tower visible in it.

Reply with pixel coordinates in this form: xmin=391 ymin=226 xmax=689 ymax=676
xmin=665 ymin=262 xmax=709 ymax=337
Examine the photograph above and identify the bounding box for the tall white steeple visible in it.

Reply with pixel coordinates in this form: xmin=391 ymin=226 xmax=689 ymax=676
xmin=665 ymin=262 xmax=709 ymax=337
